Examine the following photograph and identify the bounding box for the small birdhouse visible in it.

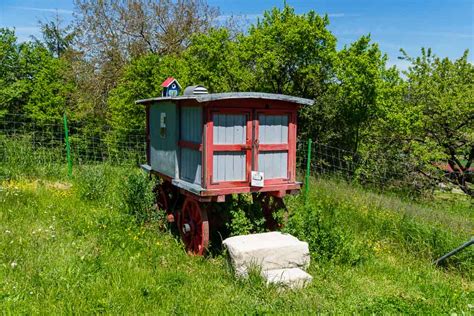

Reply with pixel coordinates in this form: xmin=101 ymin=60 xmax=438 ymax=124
xmin=161 ymin=77 xmax=182 ymax=97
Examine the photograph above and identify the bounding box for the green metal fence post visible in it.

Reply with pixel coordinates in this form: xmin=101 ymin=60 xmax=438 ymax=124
xmin=63 ymin=113 xmax=72 ymax=177
xmin=305 ymin=138 xmax=312 ymax=204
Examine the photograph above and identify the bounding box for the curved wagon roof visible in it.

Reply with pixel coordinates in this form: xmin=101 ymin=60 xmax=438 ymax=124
xmin=136 ymin=92 xmax=314 ymax=106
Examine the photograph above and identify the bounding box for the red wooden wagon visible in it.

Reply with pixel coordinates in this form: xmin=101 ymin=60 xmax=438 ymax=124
xmin=137 ymin=84 xmax=313 ymax=255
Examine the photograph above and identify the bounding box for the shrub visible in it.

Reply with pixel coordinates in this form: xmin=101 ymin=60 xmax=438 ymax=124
xmin=225 ymin=194 xmax=266 ymax=236
xmin=75 ymin=165 xmax=108 ymax=201
xmin=122 ymin=171 xmax=155 ymax=223
xmin=284 ymin=198 xmax=370 ymax=265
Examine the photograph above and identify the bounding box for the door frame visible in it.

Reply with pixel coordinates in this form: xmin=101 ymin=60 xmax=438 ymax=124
xmin=253 ymin=109 xmax=297 ymax=185
xmin=205 ymin=108 xmax=253 ymax=189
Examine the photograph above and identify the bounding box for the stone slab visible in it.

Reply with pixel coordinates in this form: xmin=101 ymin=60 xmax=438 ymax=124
xmin=222 ymin=232 xmax=310 ymax=276
xmin=262 ymin=267 xmax=313 ymax=289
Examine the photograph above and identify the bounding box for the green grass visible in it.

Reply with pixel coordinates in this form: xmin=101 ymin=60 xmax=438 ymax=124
xmin=0 ymin=166 xmax=473 ymax=314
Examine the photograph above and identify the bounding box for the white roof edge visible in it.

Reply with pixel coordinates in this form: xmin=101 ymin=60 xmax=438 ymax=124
xmin=135 ymin=92 xmax=314 ymax=106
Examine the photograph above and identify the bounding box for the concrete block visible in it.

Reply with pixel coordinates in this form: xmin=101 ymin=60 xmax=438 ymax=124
xmin=262 ymin=268 xmax=313 ymax=289
xmin=222 ymin=232 xmax=310 ymax=276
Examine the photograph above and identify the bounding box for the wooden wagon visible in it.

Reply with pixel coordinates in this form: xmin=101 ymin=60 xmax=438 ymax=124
xmin=137 ymin=84 xmax=312 ymax=255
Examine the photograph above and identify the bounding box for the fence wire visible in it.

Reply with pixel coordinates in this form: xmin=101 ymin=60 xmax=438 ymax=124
xmin=0 ymin=114 xmax=146 ymax=170
xmin=1 ymin=113 xmax=426 ymax=194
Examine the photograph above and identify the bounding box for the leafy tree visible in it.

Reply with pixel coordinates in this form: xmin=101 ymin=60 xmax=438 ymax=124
xmin=243 ymin=5 xmax=337 ymax=97
xmin=300 ymin=35 xmax=399 ymax=153
xmin=0 ymin=28 xmax=54 ymax=117
xmin=107 ymin=54 xmax=188 ymax=137
xmin=36 ymin=13 xmax=75 ymax=58
xmin=0 ymin=28 xmax=21 ymax=117
xmin=182 ymin=28 xmax=254 ymax=92
xmin=395 ymin=49 xmax=473 ymax=196
xmin=25 ymin=57 xmax=75 ymax=125
xmin=74 ymin=0 xmax=218 ymax=59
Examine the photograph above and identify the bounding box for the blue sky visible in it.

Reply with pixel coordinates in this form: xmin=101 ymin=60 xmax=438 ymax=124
xmin=1 ymin=0 xmax=473 ymax=69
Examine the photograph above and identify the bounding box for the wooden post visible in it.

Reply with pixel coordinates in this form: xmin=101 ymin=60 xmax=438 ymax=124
xmin=305 ymin=139 xmax=312 ymax=204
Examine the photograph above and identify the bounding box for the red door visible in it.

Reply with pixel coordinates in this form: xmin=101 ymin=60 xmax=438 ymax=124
xmin=254 ymin=110 xmax=295 ymax=184
xmin=206 ymin=109 xmax=252 ymax=188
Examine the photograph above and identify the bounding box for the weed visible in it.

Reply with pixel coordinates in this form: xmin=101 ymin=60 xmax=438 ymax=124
xmin=224 ymin=194 xmax=266 ymax=236
xmin=121 ymin=171 xmax=155 ymax=223
xmin=1 ymin=169 xmax=472 ymax=313
xmin=75 ymin=165 xmax=108 ymax=201
xmin=284 ymin=198 xmax=370 ymax=266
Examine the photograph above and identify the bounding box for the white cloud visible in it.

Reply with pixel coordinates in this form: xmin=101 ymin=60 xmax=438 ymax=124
xmin=328 ymin=13 xmax=345 ymax=18
xmin=216 ymin=13 xmax=263 ymax=23
xmin=327 ymin=13 xmax=361 ymax=18
xmin=9 ymin=6 xmax=73 ymax=15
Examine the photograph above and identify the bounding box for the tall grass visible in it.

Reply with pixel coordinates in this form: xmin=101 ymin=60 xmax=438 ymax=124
xmin=0 ymin=163 xmax=472 ymax=313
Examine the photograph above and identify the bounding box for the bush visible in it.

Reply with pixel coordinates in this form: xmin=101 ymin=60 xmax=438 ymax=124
xmin=122 ymin=171 xmax=155 ymax=223
xmin=75 ymin=165 xmax=108 ymax=201
xmin=284 ymin=198 xmax=370 ymax=265
xmin=225 ymin=194 xmax=266 ymax=236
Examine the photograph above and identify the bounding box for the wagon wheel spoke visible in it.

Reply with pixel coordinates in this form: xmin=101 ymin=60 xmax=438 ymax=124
xmin=261 ymin=194 xmax=287 ymax=230
xmin=155 ymin=181 xmax=177 ymax=222
xmin=179 ymin=197 xmax=209 ymax=255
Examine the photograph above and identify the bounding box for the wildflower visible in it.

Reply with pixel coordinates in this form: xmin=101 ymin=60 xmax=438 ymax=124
xmin=11 ymin=261 xmax=17 ymax=269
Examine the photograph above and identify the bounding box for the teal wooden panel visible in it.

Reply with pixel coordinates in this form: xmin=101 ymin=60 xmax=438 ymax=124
xmin=179 ymin=106 xmax=202 ymax=185
xmin=180 ymin=148 xmax=202 ymax=185
xmin=149 ymin=102 xmax=178 ymax=178
xmin=181 ymin=106 xmax=202 ymax=143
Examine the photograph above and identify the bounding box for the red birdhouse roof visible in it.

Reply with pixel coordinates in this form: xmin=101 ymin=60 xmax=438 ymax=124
xmin=161 ymin=77 xmax=181 ymax=88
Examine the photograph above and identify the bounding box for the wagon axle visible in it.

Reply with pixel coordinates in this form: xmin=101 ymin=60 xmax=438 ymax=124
xmin=155 ymin=181 xmax=289 ymax=255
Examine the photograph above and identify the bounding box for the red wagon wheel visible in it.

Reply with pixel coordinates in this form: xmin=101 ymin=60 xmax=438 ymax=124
xmin=156 ymin=186 xmax=169 ymax=211
xmin=155 ymin=181 xmax=176 ymax=222
xmin=256 ymin=193 xmax=287 ymax=230
xmin=178 ymin=197 xmax=209 ymax=255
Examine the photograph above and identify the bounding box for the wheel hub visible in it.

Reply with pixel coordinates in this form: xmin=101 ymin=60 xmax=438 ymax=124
xmin=182 ymin=223 xmax=191 ymax=234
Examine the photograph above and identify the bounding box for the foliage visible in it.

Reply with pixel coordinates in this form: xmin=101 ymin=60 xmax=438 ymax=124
xmin=0 ymin=29 xmax=54 ymax=117
xmin=360 ymin=49 xmax=474 ymax=196
xmin=398 ymin=49 xmax=473 ymax=196
xmin=107 ymin=54 xmax=188 ymax=138
xmin=244 ymin=6 xmax=336 ymax=97
xmin=1 ymin=3 xmax=473 ymax=197
xmin=75 ymin=165 xmax=108 ymax=201
xmin=121 ymin=171 xmax=155 ymax=223
xmin=25 ymin=57 xmax=75 ymax=125
xmin=183 ymin=28 xmax=254 ymax=92
xmin=36 ymin=13 xmax=74 ymax=58
xmin=1 ymin=172 xmax=472 ymax=313
xmin=284 ymin=197 xmax=369 ymax=266
xmin=224 ymin=194 xmax=266 ymax=236
xmin=0 ymin=134 xmax=64 ymax=180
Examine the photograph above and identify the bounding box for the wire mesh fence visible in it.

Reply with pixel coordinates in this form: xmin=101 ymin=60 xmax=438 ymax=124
xmin=0 ymin=114 xmax=146 ymax=176
xmin=1 ymin=113 xmax=425 ymax=194
xmin=296 ymin=139 xmax=427 ymax=194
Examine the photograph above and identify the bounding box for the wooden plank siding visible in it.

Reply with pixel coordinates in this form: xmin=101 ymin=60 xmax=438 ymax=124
xmin=211 ymin=113 xmax=247 ymax=182
xmin=179 ymin=106 xmax=203 ymax=185
xmin=257 ymin=112 xmax=290 ymax=180
xmin=258 ymin=151 xmax=288 ymax=179
xmin=180 ymin=148 xmax=202 ymax=185
xmin=258 ymin=114 xmax=288 ymax=144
